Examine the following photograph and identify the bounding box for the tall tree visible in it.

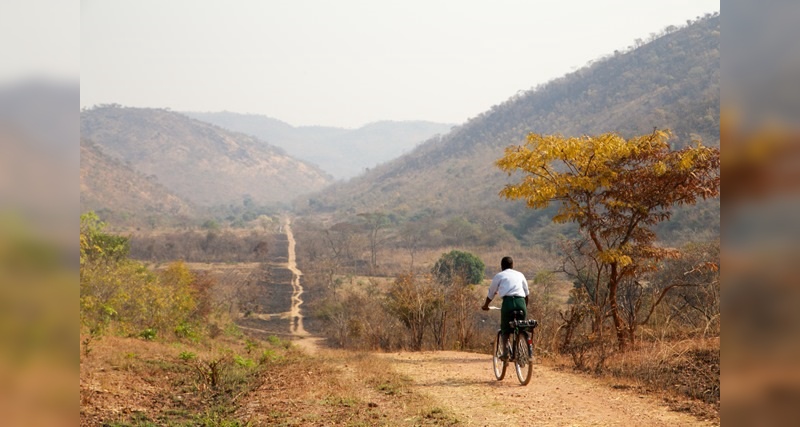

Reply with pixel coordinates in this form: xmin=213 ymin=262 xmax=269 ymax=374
xmin=358 ymin=212 xmax=389 ymax=270
xmin=496 ymin=130 xmax=719 ymax=350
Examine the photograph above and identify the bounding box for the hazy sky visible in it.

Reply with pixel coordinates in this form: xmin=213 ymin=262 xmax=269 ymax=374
xmin=1 ymin=1 xmax=79 ymax=83
xmin=81 ymin=0 xmax=719 ymax=128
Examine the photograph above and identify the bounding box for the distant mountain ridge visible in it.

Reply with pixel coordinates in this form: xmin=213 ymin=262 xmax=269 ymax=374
xmin=81 ymin=107 xmax=333 ymax=208
xmin=303 ymin=15 xmax=720 ymax=238
xmin=183 ymin=111 xmax=454 ymax=179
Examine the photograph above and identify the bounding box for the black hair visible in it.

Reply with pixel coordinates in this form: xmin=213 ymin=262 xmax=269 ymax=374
xmin=501 ymin=256 xmax=513 ymax=270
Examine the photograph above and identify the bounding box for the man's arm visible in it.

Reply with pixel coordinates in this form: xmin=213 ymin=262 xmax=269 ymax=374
xmin=483 ymin=274 xmax=500 ymax=311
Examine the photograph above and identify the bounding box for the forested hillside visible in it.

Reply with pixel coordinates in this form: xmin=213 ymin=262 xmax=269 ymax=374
xmin=184 ymin=111 xmax=454 ymax=179
xmin=303 ymin=15 xmax=720 ymax=244
xmin=81 ymin=106 xmax=333 ymax=208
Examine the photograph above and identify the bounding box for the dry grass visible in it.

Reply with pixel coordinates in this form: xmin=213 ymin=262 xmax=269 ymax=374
xmin=80 ymin=334 xmax=460 ymax=426
xmin=80 ymin=332 xmax=261 ymax=426
xmin=238 ymin=349 xmax=460 ymax=426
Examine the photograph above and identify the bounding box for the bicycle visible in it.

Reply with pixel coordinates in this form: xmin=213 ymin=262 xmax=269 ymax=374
xmin=489 ymin=307 xmax=538 ymax=385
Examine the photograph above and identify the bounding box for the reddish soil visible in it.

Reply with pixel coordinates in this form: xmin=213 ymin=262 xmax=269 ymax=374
xmin=381 ymin=350 xmax=718 ymax=426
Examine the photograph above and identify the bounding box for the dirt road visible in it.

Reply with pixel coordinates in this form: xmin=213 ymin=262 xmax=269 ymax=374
xmin=283 ymin=217 xmax=307 ymax=337
xmin=237 ymin=217 xmax=317 ymax=342
xmin=279 ymin=219 xmax=714 ymax=426
xmin=382 ymin=351 xmax=716 ymax=426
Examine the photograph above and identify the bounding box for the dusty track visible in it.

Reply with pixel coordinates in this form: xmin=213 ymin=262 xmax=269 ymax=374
xmin=284 ymin=217 xmax=307 ymax=336
xmin=237 ymin=217 xmax=316 ymax=345
xmin=382 ymin=350 xmax=716 ymax=426
xmin=282 ymin=218 xmax=325 ymax=353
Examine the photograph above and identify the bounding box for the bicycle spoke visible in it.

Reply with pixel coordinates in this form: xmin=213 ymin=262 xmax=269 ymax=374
xmin=514 ymin=331 xmax=533 ymax=385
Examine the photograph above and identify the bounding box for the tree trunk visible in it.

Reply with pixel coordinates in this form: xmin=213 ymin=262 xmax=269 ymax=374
xmin=628 ymin=324 xmax=637 ymax=348
xmin=608 ymin=264 xmax=628 ymax=351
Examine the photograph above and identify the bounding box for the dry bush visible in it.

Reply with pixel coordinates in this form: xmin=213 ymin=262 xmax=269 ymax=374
xmin=524 ymin=271 xmax=566 ymax=357
xmin=386 ymin=274 xmax=441 ymax=350
xmin=647 ymin=241 xmax=721 ymax=340
xmin=310 ymin=271 xmax=488 ymax=353
xmin=550 ymin=237 xmax=720 ymax=374
xmin=605 ymin=338 xmax=720 ymax=416
xmin=314 ymin=279 xmax=406 ymax=351
xmin=184 ymin=262 xmax=264 ymax=335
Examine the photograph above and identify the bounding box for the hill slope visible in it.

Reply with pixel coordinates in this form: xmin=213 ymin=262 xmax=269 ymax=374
xmin=80 ymin=138 xmax=195 ymax=225
xmin=303 ymin=16 xmax=720 ymax=233
xmin=183 ymin=111 xmax=454 ymax=180
xmin=81 ymin=107 xmax=333 ymax=207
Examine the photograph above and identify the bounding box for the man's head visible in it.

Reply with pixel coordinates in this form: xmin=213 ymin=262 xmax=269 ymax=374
xmin=501 ymin=256 xmax=513 ymax=270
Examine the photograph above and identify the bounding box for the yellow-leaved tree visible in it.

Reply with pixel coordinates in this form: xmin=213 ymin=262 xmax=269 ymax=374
xmin=496 ymin=130 xmax=719 ymax=351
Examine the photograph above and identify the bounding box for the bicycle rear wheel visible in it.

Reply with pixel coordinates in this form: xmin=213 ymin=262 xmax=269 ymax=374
xmin=492 ymin=330 xmax=507 ymax=380
xmin=514 ymin=331 xmax=533 ymax=385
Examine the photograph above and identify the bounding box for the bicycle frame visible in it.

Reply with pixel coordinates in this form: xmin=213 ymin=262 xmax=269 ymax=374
xmin=489 ymin=307 xmax=538 ymax=385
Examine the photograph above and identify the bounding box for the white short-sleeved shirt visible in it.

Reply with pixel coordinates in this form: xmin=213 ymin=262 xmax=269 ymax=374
xmin=487 ymin=268 xmax=529 ymax=299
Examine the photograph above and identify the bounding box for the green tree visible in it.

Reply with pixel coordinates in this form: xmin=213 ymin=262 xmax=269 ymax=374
xmin=496 ymin=130 xmax=719 ymax=350
xmin=431 ymin=250 xmax=485 ymax=286
xmin=80 ymin=211 xmax=129 ymax=265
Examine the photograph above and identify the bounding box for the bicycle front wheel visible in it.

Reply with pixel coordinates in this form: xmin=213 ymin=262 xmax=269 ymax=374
xmin=492 ymin=330 xmax=507 ymax=380
xmin=514 ymin=331 xmax=533 ymax=385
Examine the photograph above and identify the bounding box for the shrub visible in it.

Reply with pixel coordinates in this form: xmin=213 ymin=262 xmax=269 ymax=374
xmin=175 ymin=322 xmax=197 ymax=340
xmin=179 ymin=351 xmax=197 ymax=362
xmin=233 ymin=355 xmax=255 ymax=368
xmin=80 ymin=211 xmax=211 ymax=340
xmin=139 ymin=328 xmax=157 ymax=341
xmin=431 ymin=250 xmax=485 ymax=285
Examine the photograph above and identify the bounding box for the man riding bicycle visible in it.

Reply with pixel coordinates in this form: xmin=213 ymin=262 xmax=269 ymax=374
xmin=481 ymin=256 xmax=530 ymax=360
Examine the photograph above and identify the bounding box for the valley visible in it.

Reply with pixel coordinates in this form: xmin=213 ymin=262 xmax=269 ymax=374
xmin=79 ymin=14 xmax=721 ymax=427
